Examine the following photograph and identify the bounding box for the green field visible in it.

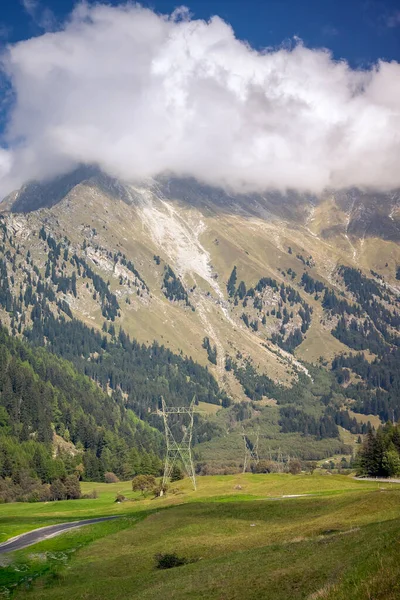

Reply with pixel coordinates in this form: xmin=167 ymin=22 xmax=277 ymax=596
xmin=1 ymin=474 xmax=400 ymax=599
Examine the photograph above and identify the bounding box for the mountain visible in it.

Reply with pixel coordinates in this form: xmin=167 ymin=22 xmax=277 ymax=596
xmin=0 ymin=168 xmax=399 ymax=474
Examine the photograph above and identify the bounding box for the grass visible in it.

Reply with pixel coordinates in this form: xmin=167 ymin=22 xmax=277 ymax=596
xmin=197 ymin=401 xmax=222 ymax=416
xmin=0 ymin=516 xmax=137 ymax=593
xmin=1 ymin=474 xmax=399 ymax=599
xmin=0 ymin=474 xmax=388 ymax=542
xmin=348 ymin=409 xmax=382 ymax=430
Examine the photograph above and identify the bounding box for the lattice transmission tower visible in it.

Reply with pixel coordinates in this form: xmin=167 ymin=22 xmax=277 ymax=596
xmin=242 ymin=428 xmax=260 ymax=473
xmin=160 ymin=396 xmax=197 ymax=490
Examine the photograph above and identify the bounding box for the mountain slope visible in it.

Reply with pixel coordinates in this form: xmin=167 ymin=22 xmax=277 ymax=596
xmin=0 ymin=324 xmax=164 ymax=492
xmin=0 ymin=172 xmax=399 ymax=467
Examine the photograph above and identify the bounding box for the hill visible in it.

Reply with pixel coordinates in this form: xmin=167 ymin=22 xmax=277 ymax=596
xmin=1 ymin=474 xmax=400 ymax=600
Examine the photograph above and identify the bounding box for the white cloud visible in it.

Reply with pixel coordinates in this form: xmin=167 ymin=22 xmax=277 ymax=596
xmin=21 ymin=0 xmax=38 ymax=18
xmin=0 ymin=2 xmax=399 ymax=198
xmin=20 ymin=0 xmax=56 ymax=32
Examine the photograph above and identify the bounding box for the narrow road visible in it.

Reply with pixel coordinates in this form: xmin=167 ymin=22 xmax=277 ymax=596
xmin=353 ymin=477 xmax=400 ymax=484
xmin=0 ymin=516 xmax=119 ymax=554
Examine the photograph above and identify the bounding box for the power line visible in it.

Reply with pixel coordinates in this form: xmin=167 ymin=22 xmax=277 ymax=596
xmin=242 ymin=428 xmax=259 ymax=473
xmin=159 ymin=396 xmax=197 ymax=491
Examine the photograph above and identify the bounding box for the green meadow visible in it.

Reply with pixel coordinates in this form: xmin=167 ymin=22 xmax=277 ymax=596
xmin=1 ymin=474 xmax=400 ymax=599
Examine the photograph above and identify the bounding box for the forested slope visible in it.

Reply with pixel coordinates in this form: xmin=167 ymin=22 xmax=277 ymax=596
xmin=0 ymin=325 xmax=165 ymax=493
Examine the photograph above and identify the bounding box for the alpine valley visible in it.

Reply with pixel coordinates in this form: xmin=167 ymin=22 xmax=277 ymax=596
xmin=1 ymin=166 xmax=400 ymax=481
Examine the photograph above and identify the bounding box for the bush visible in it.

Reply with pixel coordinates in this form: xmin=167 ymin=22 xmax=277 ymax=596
xmin=115 ymin=494 xmax=127 ymax=503
xmin=155 ymin=553 xmax=189 ymax=569
xmin=0 ymin=477 xmax=18 ymax=503
xmin=132 ymin=474 xmax=156 ymax=495
xmin=170 ymin=465 xmax=184 ymax=482
xmin=82 ymin=489 xmax=98 ymax=499
xmin=24 ymin=485 xmax=51 ymax=503
xmin=287 ymin=459 xmax=302 ymax=475
xmin=64 ymin=475 xmax=81 ymax=499
xmin=0 ymin=471 xmax=81 ymax=504
xmin=304 ymin=461 xmax=317 ymax=474
xmin=153 ymin=483 xmax=168 ymax=497
xmin=50 ymin=479 xmax=67 ymax=501
xmin=254 ymin=460 xmax=279 ymax=474
xmin=104 ymin=472 xmax=120 ymax=484
xmin=49 ymin=476 xmax=81 ymax=501
xmin=0 ymin=473 xmax=80 ymax=503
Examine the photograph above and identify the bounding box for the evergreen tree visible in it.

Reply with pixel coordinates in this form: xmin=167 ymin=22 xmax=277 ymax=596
xmin=357 ymin=424 xmax=400 ymax=477
xmin=170 ymin=464 xmax=184 ymax=482
xmin=237 ymin=280 xmax=246 ymax=300
xmin=227 ymin=266 xmax=237 ymax=297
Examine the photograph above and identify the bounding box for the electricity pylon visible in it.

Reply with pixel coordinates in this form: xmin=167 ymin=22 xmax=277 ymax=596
xmin=160 ymin=396 xmax=196 ymax=490
xmin=242 ymin=428 xmax=260 ymax=473
xmin=276 ymin=447 xmax=284 ymax=473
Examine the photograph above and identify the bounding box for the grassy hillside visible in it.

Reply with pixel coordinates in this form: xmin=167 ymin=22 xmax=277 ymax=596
xmin=1 ymin=474 xmax=399 ymax=599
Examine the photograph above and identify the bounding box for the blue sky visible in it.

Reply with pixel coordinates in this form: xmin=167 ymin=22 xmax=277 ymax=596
xmin=2 ymin=0 xmax=400 ymax=66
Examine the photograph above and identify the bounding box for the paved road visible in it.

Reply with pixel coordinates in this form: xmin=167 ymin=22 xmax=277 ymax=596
xmin=0 ymin=516 xmax=119 ymax=554
xmin=354 ymin=477 xmax=400 ymax=484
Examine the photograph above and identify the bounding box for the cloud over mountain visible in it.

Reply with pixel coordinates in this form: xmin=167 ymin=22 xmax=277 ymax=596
xmin=0 ymin=2 xmax=399 ymax=197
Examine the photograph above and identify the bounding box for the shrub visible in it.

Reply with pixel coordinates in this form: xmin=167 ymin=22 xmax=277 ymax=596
xmin=254 ymin=460 xmax=279 ymax=474
xmin=155 ymin=553 xmax=189 ymax=569
xmin=82 ymin=489 xmax=98 ymax=499
xmin=287 ymin=459 xmax=302 ymax=475
xmin=0 ymin=474 xmax=80 ymax=503
xmin=304 ymin=461 xmax=317 ymax=474
xmin=153 ymin=483 xmax=168 ymax=497
xmin=170 ymin=465 xmax=184 ymax=482
xmin=50 ymin=479 xmax=67 ymax=501
xmin=0 ymin=477 xmax=18 ymax=503
xmin=115 ymin=494 xmax=127 ymax=503
xmin=104 ymin=472 xmax=120 ymax=484
xmin=25 ymin=485 xmax=51 ymax=503
xmin=64 ymin=475 xmax=81 ymax=499
xmin=132 ymin=474 xmax=156 ymax=495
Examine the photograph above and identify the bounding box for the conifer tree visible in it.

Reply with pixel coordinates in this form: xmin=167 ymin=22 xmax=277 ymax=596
xmin=227 ymin=266 xmax=237 ymax=297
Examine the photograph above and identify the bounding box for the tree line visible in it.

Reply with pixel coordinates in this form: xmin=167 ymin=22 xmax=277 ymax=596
xmin=357 ymin=422 xmax=400 ymax=477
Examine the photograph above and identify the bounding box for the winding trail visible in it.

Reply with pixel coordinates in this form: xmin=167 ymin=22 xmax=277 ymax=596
xmin=0 ymin=516 xmax=119 ymax=554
